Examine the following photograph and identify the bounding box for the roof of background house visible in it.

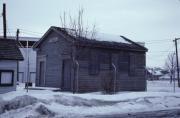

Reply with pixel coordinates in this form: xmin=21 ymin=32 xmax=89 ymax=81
xmin=0 ymin=36 xmax=39 ymax=47
xmin=0 ymin=36 xmax=39 ymax=41
xmin=0 ymin=38 xmax=24 ymax=60
xmin=33 ymin=26 xmax=148 ymax=52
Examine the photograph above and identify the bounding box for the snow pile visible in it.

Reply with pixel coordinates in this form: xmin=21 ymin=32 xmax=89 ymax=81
xmin=54 ymin=95 xmax=117 ymax=107
xmin=0 ymin=80 xmax=180 ymax=118
xmin=35 ymin=104 xmax=55 ymax=117
xmin=0 ymin=95 xmax=37 ymax=115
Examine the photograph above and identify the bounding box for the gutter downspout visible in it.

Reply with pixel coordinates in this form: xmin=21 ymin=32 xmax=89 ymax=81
xmin=74 ymin=60 xmax=79 ymax=93
xmin=112 ymin=63 xmax=117 ymax=94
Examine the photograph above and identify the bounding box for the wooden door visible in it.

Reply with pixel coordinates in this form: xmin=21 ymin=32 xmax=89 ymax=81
xmin=62 ymin=60 xmax=72 ymax=91
xmin=39 ymin=61 xmax=45 ymax=86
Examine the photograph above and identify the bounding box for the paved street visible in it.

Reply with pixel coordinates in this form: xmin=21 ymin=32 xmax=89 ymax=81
xmin=86 ymin=109 xmax=180 ymax=118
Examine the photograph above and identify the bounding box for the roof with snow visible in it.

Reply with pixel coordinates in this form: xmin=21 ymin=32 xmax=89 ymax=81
xmin=33 ymin=26 xmax=148 ymax=52
xmin=0 ymin=38 xmax=24 ymax=60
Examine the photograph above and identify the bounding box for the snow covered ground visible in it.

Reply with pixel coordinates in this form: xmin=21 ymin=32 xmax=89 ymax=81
xmin=0 ymin=80 xmax=180 ymax=118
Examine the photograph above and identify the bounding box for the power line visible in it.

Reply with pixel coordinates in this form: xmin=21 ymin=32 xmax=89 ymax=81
xmin=20 ymin=31 xmax=41 ymax=37
xmin=145 ymin=42 xmax=172 ymax=44
xmin=19 ymin=28 xmax=43 ymax=35
xmin=145 ymin=39 xmax=172 ymax=42
xmin=0 ymin=28 xmax=43 ymax=36
xmin=148 ymin=51 xmax=174 ymax=53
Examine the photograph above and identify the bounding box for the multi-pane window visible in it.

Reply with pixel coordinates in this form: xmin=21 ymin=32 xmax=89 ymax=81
xmin=100 ymin=52 xmax=112 ymax=70
xmin=118 ymin=52 xmax=129 ymax=72
xmin=0 ymin=70 xmax=14 ymax=86
xmin=118 ymin=52 xmax=136 ymax=76
xmin=89 ymin=51 xmax=99 ymax=75
xmin=129 ymin=54 xmax=136 ymax=76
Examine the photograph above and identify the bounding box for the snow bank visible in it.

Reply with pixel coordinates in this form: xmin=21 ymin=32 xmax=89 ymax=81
xmin=0 ymin=95 xmax=37 ymax=115
xmin=54 ymin=95 xmax=117 ymax=107
xmin=35 ymin=104 xmax=55 ymax=116
xmin=1 ymin=80 xmax=180 ymax=118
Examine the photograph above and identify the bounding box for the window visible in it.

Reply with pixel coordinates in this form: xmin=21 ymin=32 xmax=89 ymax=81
xmin=89 ymin=51 xmax=99 ymax=75
xmin=76 ymin=48 xmax=90 ymax=61
xmin=100 ymin=52 xmax=112 ymax=70
xmin=0 ymin=70 xmax=14 ymax=86
xmin=100 ymin=52 xmax=111 ymax=64
xmin=118 ymin=52 xmax=129 ymax=72
xmin=136 ymin=54 xmax=145 ymax=69
xmin=129 ymin=54 xmax=136 ymax=76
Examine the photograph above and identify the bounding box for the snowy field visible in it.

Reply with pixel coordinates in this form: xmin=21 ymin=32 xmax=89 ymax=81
xmin=0 ymin=80 xmax=180 ymax=118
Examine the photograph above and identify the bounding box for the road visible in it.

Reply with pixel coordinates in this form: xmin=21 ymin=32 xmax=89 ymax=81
xmin=85 ymin=109 xmax=180 ymax=118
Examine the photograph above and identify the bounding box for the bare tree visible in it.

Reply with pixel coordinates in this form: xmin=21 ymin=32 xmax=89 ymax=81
xmin=165 ymin=53 xmax=176 ymax=83
xmin=59 ymin=8 xmax=99 ymax=93
xmin=60 ymin=8 xmax=97 ymax=40
xmin=101 ymin=70 xmax=114 ymax=94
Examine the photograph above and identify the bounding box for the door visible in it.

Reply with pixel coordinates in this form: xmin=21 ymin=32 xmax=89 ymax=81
xmin=62 ymin=60 xmax=72 ymax=91
xmin=39 ymin=61 xmax=45 ymax=86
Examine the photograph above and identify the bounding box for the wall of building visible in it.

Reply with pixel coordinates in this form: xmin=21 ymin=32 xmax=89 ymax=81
xmin=18 ymin=37 xmax=38 ymax=83
xmin=76 ymin=47 xmax=146 ymax=92
xmin=36 ymin=31 xmax=146 ymax=92
xmin=36 ymin=31 xmax=72 ymax=88
xmin=19 ymin=48 xmax=36 ymax=83
xmin=0 ymin=60 xmax=17 ymax=94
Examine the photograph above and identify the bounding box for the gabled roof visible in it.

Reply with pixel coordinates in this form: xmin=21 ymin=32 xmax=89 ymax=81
xmin=33 ymin=26 xmax=148 ymax=52
xmin=0 ymin=38 xmax=24 ymax=60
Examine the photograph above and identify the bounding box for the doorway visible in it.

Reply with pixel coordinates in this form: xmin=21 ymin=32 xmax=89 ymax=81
xmin=39 ymin=61 xmax=45 ymax=86
xmin=62 ymin=59 xmax=72 ymax=91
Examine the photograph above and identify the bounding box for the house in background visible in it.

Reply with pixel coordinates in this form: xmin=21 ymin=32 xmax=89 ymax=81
xmin=33 ymin=26 xmax=148 ymax=93
xmin=1 ymin=36 xmax=39 ymax=84
xmin=17 ymin=37 xmax=39 ymax=83
xmin=146 ymin=67 xmax=164 ymax=80
xmin=0 ymin=38 xmax=23 ymax=94
xmin=159 ymin=74 xmax=171 ymax=80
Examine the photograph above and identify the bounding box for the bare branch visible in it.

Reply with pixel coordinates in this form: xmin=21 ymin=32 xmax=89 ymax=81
xmin=59 ymin=8 xmax=97 ymax=40
xmin=164 ymin=52 xmax=176 ymax=83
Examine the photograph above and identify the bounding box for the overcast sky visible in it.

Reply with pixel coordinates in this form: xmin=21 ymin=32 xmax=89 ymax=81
xmin=1 ymin=0 xmax=180 ymax=68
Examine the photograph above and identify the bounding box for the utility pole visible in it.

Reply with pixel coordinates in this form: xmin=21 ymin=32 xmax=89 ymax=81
xmin=16 ymin=29 xmax=20 ymax=82
xmin=26 ymin=40 xmax=30 ymax=93
xmin=174 ymin=38 xmax=180 ymax=87
xmin=2 ymin=3 xmax=7 ymax=38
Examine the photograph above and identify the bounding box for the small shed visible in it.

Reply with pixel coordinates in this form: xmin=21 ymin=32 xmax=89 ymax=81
xmin=33 ymin=26 xmax=148 ymax=93
xmin=0 ymin=38 xmax=23 ymax=94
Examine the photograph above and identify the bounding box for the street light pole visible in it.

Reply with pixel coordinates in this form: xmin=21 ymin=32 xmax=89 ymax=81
xmin=174 ymin=38 xmax=180 ymax=87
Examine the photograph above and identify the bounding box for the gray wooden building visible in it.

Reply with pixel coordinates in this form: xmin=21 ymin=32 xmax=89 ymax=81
xmin=0 ymin=38 xmax=23 ymax=94
xmin=33 ymin=26 xmax=148 ymax=93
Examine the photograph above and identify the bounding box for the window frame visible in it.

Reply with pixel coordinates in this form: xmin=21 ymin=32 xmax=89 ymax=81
xmin=129 ymin=54 xmax=136 ymax=76
xmin=118 ymin=52 xmax=129 ymax=72
xmin=0 ymin=70 xmax=14 ymax=86
xmin=89 ymin=51 xmax=100 ymax=75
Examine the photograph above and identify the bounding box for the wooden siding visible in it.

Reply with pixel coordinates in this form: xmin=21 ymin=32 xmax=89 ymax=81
xmin=36 ymin=31 xmax=72 ymax=88
xmin=36 ymin=31 xmax=146 ymax=92
xmin=0 ymin=60 xmax=17 ymax=94
xmin=76 ymin=47 xmax=146 ymax=92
